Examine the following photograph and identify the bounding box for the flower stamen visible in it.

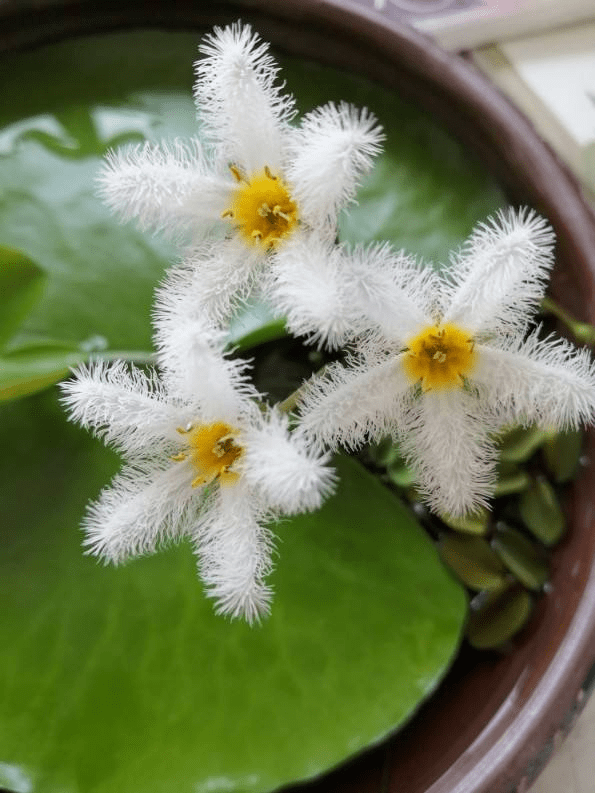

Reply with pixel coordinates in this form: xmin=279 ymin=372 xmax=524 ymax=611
xmin=257 ymin=203 xmax=273 ymax=218
xmin=175 ymin=421 xmax=244 ymax=487
xmin=229 ymin=164 xmax=244 ymax=183
xmin=402 ymin=323 xmax=476 ymax=391
xmin=224 ymin=166 xmax=299 ymax=250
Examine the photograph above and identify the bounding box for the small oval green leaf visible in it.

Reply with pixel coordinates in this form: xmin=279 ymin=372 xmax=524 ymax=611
xmin=0 ymin=246 xmax=46 ymax=348
xmin=494 ymin=462 xmax=531 ymax=497
xmin=498 ymin=424 xmax=549 ymax=464
xmin=492 ymin=523 xmax=549 ymax=591
xmin=570 ymin=322 xmax=595 ymax=345
xmin=367 ymin=437 xmax=403 ymax=468
xmin=0 ymin=341 xmax=85 ymax=401
xmin=541 ymin=296 xmax=595 ymax=345
xmin=440 ymin=507 xmax=490 ymax=535
xmin=387 ymin=458 xmax=416 ymax=488
xmin=542 ymin=428 xmax=583 ymax=484
xmin=467 ymin=586 xmax=533 ymax=649
xmin=439 ymin=534 xmax=508 ymax=591
xmin=518 ymin=474 xmax=566 ymax=546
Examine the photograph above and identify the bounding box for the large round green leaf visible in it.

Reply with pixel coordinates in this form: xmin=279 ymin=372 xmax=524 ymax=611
xmin=0 ymin=390 xmax=466 ymax=793
xmin=0 ymin=28 xmax=506 ymax=792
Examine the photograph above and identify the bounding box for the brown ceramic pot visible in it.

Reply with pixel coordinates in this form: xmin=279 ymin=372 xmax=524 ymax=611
xmin=2 ymin=1 xmax=595 ymax=791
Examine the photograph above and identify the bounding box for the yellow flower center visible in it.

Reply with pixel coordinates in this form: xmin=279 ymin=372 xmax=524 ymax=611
xmin=402 ymin=323 xmax=476 ymax=391
xmin=172 ymin=421 xmax=243 ymax=488
xmin=222 ymin=165 xmax=299 ymax=250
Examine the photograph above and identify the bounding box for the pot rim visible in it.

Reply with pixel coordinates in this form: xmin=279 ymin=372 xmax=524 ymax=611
xmin=2 ymin=2 xmax=595 ymax=792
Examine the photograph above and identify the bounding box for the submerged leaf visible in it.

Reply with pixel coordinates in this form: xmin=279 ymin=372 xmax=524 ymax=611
xmin=467 ymin=586 xmax=533 ymax=650
xmin=542 ymin=428 xmax=583 ymax=484
xmin=439 ymin=534 xmax=507 ymax=591
xmin=518 ymin=475 xmax=566 ymax=546
xmin=494 ymin=462 xmax=531 ymax=497
xmin=440 ymin=507 xmax=490 ymax=536
xmin=492 ymin=523 xmax=549 ymax=591
xmin=498 ymin=424 xmax=549 ymax=464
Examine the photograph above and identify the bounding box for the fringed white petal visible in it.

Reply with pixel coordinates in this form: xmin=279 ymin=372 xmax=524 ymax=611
xmin=182 ymin=238 xmax=263 ymax=325
xmin=157 ymin=325 xmax=257 ymax=423
xmin=60 ymin=361 xmax=185 ymax=455
xmin=268 ymin=234 xmax=362 ymax=349
xmin=82 ymin=459 xmax=197 ymax=563
xmin=241 ymin=408 xmax=336 ymax=514
xmin=287 ymin=102 xmax=384 ymax=227
xmin=398 ymin=390 xmax=498 ymax=518
xmin=443 ymin=208 xmax=555 ymax=335
xmin=194 ymin=22 xmax=295 ymax=173
xmin=339 ymin=243 xmax=438 ymax=343
xmin=152 ymin=258 xmax=206 ymax=334
xmin=97 ymin=139 xmax=229 ymax=238
xmin=298 ymin=354 xmax=412 ymax=452
xmin=472 ymin=332 xmax=595 ymax=429
xmin=192 ymin=484 xmax=275 ymax=623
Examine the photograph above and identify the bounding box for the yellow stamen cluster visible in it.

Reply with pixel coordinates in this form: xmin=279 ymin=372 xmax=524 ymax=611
xmin=173 ymin=421 xmax=243 ymax=488
xmin=402 ymin=323 xmax=476 ymax=391
xmin=222 ymin=165 xmax=299 ymax=250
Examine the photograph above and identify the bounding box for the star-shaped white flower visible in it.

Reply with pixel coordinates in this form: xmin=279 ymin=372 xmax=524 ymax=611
xmin=60 ymin=317 xmax=334 ymax=623
xmin=97 ymin=22 xmax=383 ymax=321
xmin=298 ymin=209 xmax=595 ymax=517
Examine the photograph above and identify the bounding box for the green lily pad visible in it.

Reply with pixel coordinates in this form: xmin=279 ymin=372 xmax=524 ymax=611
xmin=0 ymin=340 xmax=86 ymax=402
xmin=289 ymin=60 xmax=506 ymax=260
xmin=0 ymin=390 xmax=466 ymax=793
xmin=0 ymin=246 xmax=47 ymax=348
xmin=228 ymin=307 xmax=288 ymax=351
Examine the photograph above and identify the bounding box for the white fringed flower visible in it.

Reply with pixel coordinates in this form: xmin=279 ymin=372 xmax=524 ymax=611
xmin=60 ymin=318 xmax=335 ymax=623
xmin=97 ymin=22 xmax=383 ymax=321
xmin=298 ymin=208 xmax=595 ymax=517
